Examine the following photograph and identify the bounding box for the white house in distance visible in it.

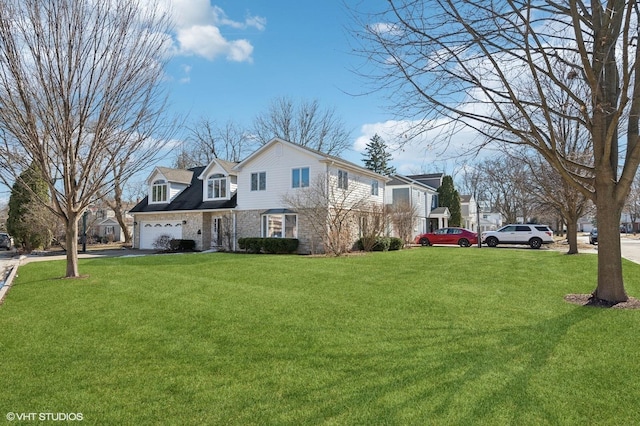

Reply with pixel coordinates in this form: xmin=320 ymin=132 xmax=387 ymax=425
xmin=460 ymin=194 xmax=478 ymax=231
xmin=385 ymin=174 xmax=450 ymax=237
xmin=130 ymin=138 xmax=389 ymax=253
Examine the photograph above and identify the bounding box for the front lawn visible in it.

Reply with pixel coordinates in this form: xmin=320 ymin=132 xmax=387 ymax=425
xmin=1 ymin=249 xmax=640 ymax=424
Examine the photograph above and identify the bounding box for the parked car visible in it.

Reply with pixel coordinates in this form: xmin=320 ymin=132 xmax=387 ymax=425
xmin=482 ymin=224 xmax=554 ymax=249
xmin=0 ymin=232 xmax=13 ymax=250
xmin=589 ymin=228 xmax=598 ymax=245
xmin=414 ymin=227 xmax=478 ymax=247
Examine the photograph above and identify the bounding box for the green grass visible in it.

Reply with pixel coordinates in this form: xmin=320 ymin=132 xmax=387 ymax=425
xmin=1 ymin=248 xmax=640 ymax=425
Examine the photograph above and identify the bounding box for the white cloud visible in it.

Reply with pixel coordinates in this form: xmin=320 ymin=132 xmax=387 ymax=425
xmin=178 ymin=64 xmax=191 ymax=84
xmin=354 ymin=119 xmax=489 ymax=175
xmin=162 ymin=1 xmax=265 ymax=62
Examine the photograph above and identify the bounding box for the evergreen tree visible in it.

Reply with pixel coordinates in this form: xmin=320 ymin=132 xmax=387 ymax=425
xmin=7 ymin=163 xmax=52 ymax=251
xmin=362 ymin=134 xmax=396 ymax=176
xmin=437 ymin=175 xmax=462 ymax=227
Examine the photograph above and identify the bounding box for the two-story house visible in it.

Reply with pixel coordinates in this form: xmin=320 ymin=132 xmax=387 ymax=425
xmin=385 ymin=173 xmax=450 ymax=238
xmin=130 ymin=138 xmax=389 ymax=254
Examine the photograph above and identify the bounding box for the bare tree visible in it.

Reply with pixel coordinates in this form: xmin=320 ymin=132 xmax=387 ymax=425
xmin=253 ymin=96 xmax=352 ymax=156
xmin=475 ymin=156 xmax=532 ymax=224
xmin=390 ymin=201 xmax=419 ymax=246
xmin=524 ymin=151 xmax=592 ymax=254
xmin=0 ymin=0 xmax=174 ymax=277
xmin=177 ymin=117 xmax=253 ymax=168
xmin=282 ymin=174 xmax=375 ymax=256
xmin=358 ymin=202 xmax=389 ymax=251
xmin=353 ymin=1 xmax=640 ymax=302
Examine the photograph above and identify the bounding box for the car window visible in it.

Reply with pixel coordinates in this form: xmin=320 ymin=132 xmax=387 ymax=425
xmin=500 ymin=226 xmax=517 ymax=232
xmin=535 ymin=226 xmax=550 ymax=232
xmin=515 ymin=225 xmax=531 ymax=232
xmin=449 ymin=229 xmax=462 ymax=234
xmin=435 ymin=229 xmax=447 ymax=234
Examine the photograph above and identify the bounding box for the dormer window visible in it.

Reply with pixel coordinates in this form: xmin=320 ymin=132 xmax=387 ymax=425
xmin=151 ymin=179 xmax=168 ymax=203
xmin=207 ymin=174 xmax=227 ymax=199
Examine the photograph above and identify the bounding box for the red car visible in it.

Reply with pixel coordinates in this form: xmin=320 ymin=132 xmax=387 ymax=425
xmin=414 ymin=227 xmax=478 ymax=247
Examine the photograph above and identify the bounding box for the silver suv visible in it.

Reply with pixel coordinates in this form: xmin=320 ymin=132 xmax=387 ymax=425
xmin=482 ymin=224 xmax=554 ymax=249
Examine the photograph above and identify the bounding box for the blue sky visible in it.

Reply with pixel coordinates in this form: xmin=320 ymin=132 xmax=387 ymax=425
xmin=160 ymin=0 xmax=468 ymax=175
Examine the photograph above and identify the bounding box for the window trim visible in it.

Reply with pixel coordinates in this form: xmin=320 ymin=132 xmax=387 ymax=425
xmin=371 ymin=179 xmax=379 ymax=196
xmin=206 ymin=173 xmax=228 ymax=200
xmin=261 ymin=213 xmax=298 ymax=238
xmin=292 ymin=167 xmax=310 ymax=188
xmin=338 ymin=169 xmax=349 ymax=190
xmin=251 ymin=171 xmax=267 ymax=191
xmin=150 ymin=179 xmax=168 ymax=203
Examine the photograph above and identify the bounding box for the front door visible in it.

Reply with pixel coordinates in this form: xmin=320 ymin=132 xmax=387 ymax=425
xmin=212 ymin=217 xmax=222 ymax=248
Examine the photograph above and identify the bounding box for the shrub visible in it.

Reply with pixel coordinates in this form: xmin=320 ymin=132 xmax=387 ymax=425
xmin=388 ymin=237 xmax=404 ymax=251
xmin=238 ymin=237 xmax=299 ymax=254
xmin=152 ymin=234 xmax=172 ymax=251
xmin=355 ymin=236 xmax=404 ymax=252
xmin=169 ymin=239 xmax=196 ymax=252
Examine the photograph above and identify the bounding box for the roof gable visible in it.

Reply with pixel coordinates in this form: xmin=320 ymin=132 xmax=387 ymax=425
xmin=198 ymin=158 xmax=238 ymax=180
xmin=388 ymin=174 xmax=438 ymax=192
xmin=147 ymin=166 xmax=193 ymax=185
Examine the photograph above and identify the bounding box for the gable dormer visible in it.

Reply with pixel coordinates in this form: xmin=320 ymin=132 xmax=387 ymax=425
xmin=198 ymin=159 xmax=238 ymax=202
xmin=147 ymin=167 xmax=193 ymax=204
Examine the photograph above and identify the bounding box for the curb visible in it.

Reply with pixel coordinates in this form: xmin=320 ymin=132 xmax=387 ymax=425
xmin=0 ymin=259 xmax=20 ymax=306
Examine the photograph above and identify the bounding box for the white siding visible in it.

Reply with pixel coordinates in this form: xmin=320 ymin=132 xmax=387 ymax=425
xmin=236 ymin=142 xmax=326 ymax=210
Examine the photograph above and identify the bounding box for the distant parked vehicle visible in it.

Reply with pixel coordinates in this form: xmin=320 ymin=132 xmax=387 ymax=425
xmin=482 ymin=224 xmax=554 ymax=249
xmin=414 ymin=227 xmax=478 ymax=247
xmin=0 ymin=233 xmax=13 ymax=250
xmin=589 ymin=228 xmax=598 ymax=245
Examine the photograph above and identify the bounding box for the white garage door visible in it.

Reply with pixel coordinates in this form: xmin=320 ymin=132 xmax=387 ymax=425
xmin=139 ymin=221 xmax=183 ymax=249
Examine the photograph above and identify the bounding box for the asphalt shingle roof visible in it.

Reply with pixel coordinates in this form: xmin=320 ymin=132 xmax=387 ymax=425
xmin=130 ymin=166 xmax=237 ymax=213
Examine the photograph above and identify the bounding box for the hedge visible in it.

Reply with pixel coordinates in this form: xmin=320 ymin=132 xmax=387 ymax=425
xmin=355 ymin=236 xmax=404 ymax=252
xmin=238 ymin=237 xmax=299 ymax=254
xmin=169 ymin=239 xmax=196 ymax=252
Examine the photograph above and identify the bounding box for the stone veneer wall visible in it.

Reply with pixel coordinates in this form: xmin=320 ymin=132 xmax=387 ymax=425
xmin=234 ymin=210 xmax=262 ymax=248
xmin=135 ymin=209 xmax=366 ymax=254
xmin=234 ymin=210 xmax=324 ymax=254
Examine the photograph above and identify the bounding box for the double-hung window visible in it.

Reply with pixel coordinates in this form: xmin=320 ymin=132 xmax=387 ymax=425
xmin=338 ymin=170 xmax=348 ymax=190
xmin=151 ymin=179 xmax=168 ymax=203
xmin=292 ymin=167 xmax=310 ymax=188
xmin=371 ymin=180 xmax=379 ymax=196
xmin=207 ymin=174 xmax=227 ymax=199
xmin=251 ymin=172 xmax=266 ymax=191
xmin=261 ymin=214 xmax=297 ymax=238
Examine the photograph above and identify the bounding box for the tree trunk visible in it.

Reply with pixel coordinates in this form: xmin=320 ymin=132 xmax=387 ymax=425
xmin=566 ymin=219 xmax=578 ymax=255
xmin=593 ymin=198 xmax=628 ymax=303
xmin=65 ymin=215 xmax=80 ymax=278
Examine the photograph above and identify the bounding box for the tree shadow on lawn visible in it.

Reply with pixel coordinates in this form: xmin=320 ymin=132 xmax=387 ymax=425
xmin=281 ymin=306 xmax=603 ymax=424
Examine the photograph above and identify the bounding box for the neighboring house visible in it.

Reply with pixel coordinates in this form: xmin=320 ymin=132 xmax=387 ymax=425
xmin=130 ymin=138 xmax=389 ymax=253
xmin=78 ymin=203 xmax=134 ymax=243
xmin=385 ymin=174 xmax=449 ymax=237
xmin=460 ymin=194 xmax=478 ymax=231
xmin=95 ymin=217 xmax=128 ymax=242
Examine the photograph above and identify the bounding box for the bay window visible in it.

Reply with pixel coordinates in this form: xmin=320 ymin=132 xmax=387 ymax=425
xmin=261 ymin=213 xmax=297 ymax=238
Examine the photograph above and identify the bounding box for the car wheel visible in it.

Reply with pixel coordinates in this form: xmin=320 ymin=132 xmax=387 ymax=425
xmin=529 ymin=237 xmax=542 ymax=249
xmin=486 ymin=236 xmax=498 ymax=247
xmin=419 ymin=237 xmax=431 ymax=246
xmin=458 ymin=238 xmax=470 ymax=247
